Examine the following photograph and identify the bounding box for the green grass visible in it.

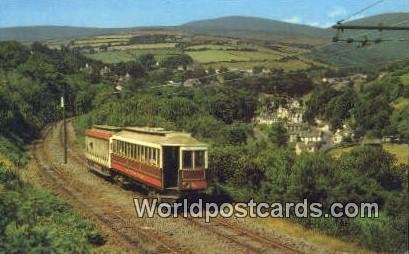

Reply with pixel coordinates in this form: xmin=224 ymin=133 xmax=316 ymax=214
xmin=207 ymin=59 xmax=311 ymax=71
xmin=83 ymin=41 xmax=318 ymax=70
xmin=400 ymin=72 xmax=409 ymax=86
xmin=392 ymin=97 xmax=409 ymax=110
xmin=187 ymin=50 xmax=247 ymax=63
xmin=328 ymin=144 xmax=409 ymax=165
xmin=186 ymin=44 xmax=237 ymax=50
xmin=383 ymin=143 xmax=409 ymax=164
xmin=112 ymin=43 xmax=176 ymax=50
xmin=86 ymin=48 xmax=181 ymax=63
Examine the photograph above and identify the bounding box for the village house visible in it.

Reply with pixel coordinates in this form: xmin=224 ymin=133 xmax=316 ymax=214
xmin=165 ymin=80 xmax=182 ymax=86
xmin=332 ymin=124 xmax=353 ymax=144
xmin=299 ymin=129 xmax=323 ymax=144
xmin=295 ymin=142 xmax=320 ymax=155
xmin=99 ymin=66 xmax=111 ymax=76
xmin=287 ymin=123 xmax=308 ymax=143
xmin=80 ymin=63 xmax=93 ymax=74
xmin=382 ymin=135 xmax=400 ymax=143
xmin=183 ymin=78 xmax=201 ymax=87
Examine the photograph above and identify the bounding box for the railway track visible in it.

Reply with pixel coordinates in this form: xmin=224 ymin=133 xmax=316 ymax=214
xmin=61 ymin=122 xmax=303 ymax=253
xmin=184 ymin=216 xmax=301 ymax=254
xmin=31 ymin=121 xmax=305 ymax=254
xmin=32 ymin=122 xmax=187 ymax=253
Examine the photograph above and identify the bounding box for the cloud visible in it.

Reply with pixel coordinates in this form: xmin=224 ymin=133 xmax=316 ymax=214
xmin=306 ymin=21 xmax=334 ymax=28
xmin=283 ymin=16 xmax=301 ymax=24
xmin=327 ymin=6 xmax=347 ymax=18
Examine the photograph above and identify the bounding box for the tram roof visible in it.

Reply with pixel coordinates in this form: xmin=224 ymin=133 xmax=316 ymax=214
xmin=112 ymin=127 xmax=207 ymax=147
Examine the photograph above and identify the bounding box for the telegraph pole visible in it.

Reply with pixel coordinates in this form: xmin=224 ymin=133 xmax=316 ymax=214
xmin=61 ymin=83 xmax=67 ymax=164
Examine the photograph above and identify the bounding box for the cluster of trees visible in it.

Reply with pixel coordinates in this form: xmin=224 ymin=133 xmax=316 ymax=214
xmin=233 ymin=70 xmax=314 ymax=97
xmin=0 ymin=41 xmax=106 ymax=143
xmin=75 ymin=85 xmax=257 ymax=146
xmin=0 ymin=41 xmax=111 ymax=252
xmin=208 ymin=143 xmax=408 ymax=252
xmin=160 ymin=54 xmax=193 ymax=69
xmin=304 ymin=67 xmax=409 ymax=138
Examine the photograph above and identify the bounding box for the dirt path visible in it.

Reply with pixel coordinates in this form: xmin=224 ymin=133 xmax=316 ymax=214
xmin=25 ymin=121 xmax=335 ymax=254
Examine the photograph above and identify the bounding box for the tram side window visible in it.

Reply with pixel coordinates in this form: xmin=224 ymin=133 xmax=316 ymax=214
xmin=132 ymin=144 xmax=136 ymax=159
xmin=183 ymin=151 xmax=193 ymax=169
xmin=156 ymin=149 xmax=160 ymax=166
xmin=121 ymin=141 xmax=125 ymax=156
xmin=151 ymin=149 xmax=156 ymax=165
xmin=141 ymin=146 xmax=145 ymax=162
xmin=147 ymin=147 xmax=151 ymax=163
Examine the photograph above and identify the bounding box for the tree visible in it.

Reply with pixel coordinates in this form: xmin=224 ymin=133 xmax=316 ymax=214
xmin=0 ymin=41 xmax=29 ymax=70
xmin=352 ymin=95 xmax=392 ymax=137
xmin=325 ymin=87 xmax=357 ymax=129
xmin=161 ymin=54 xmax=193 ymax=69
xmin=391 ymin=106 xmax=409 ymax=139
xmin=268 ymin=122 xmax=288 ymax=147
xmin=287 ymin=154 xmax=335 ymax=204
xmin=137 ymin=54 xmax=156 ymax=71
xmin=304 ymin=87 xmax=338 ymax=124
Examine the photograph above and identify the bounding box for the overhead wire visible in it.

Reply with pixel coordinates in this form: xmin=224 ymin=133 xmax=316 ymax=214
xmin=337 ymin=0 xmax=385 ymax=24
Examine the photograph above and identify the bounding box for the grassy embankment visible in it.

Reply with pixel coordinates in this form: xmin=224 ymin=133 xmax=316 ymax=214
xmin=0 ymin=138 xmax=105 ymax=253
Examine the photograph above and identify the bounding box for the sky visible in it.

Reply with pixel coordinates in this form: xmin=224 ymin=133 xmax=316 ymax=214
xmin=0 ymin=0 xmax=408 ymax=28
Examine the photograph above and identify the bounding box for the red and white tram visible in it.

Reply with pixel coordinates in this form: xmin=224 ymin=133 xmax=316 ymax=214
xmin=85 ymin=125 xmax=208 ymax=197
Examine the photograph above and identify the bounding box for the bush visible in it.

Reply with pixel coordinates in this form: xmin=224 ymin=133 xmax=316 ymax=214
xmin=0 ymin=164 xmax=102 ymax=253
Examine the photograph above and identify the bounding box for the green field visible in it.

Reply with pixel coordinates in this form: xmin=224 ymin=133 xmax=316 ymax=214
xmin=86 ymin=47 xmax=181 ymax=63
xmin=187 ymin=50 xmax=247 ymax=63
xmin=112 ymin=43 xmax=176 ymax=50
xmin=206 ymin=59 xmax=311 ymax=71
xmin=82 ymin=39 xmax=321 ymax=70
xmin=186 ymin=44 xmax=237 ymax=50
xmin=328 ymin=144 xmax=409 ymax=165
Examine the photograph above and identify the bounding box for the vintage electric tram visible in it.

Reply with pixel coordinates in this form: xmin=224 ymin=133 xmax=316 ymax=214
xmin=85 ymin=125 xmax=208 ymax=198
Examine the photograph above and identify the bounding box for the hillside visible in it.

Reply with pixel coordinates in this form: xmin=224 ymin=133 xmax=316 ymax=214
xmin=0 ymin=16 xmax=332 ymax=45
xmin=312 ymin=12 xmax=409 ymax=70
xmin=2 ymin=13 xmax=408 ymax=69
xmin=0 ymin=25 xmax=164 ymax=42
xmin=181 ymin=16 xmax=331 ymax=45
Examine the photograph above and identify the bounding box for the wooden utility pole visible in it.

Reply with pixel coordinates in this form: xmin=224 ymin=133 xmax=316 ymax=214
xmin=61 ymin=83 xmax=67 ymax=164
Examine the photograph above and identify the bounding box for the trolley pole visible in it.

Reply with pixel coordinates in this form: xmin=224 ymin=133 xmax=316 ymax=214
xmin=61 ymin=83 xmax=67 ymax=164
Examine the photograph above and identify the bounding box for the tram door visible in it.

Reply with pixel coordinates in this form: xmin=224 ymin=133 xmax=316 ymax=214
xmin=163 ymin=146 xmax=179 ymax=188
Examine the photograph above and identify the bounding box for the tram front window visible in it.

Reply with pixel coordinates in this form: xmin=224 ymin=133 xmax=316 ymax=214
xmin=182 ymin=151 xmax=193 ymax=169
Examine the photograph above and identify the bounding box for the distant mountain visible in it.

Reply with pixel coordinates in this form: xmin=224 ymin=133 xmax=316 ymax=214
xmin=0 ymin=26 xmax=156 ymax=42
xmin=181 ymin=16 xmax=331 ymax=45
xmin=1 ymin=12 xmax=407 ymax=70
xmin=312 ymin=12 xmax=409 ymax=70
